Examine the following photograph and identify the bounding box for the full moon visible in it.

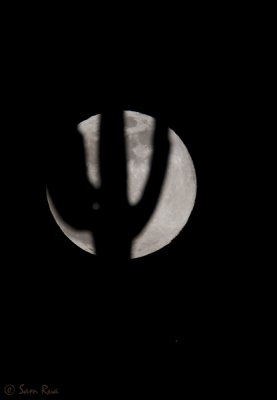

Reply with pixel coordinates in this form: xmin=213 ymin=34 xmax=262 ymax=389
xmin=47 ymin=111 xmax=197 ymax=258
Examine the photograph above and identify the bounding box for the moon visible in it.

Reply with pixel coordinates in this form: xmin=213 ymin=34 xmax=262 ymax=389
xmin=47 ymin=111 xmax=197 ymax=258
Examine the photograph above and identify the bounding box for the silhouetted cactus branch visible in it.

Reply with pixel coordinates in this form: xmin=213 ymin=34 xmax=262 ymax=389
xmin=48 ymin=108 xmax=170 ymax=260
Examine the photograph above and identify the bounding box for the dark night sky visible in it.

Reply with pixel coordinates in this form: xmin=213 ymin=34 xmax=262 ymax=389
xmin=4 ymin=76 xmax=233 ymax=351
xmin=1 ymin=16 xmax=250 ymax=384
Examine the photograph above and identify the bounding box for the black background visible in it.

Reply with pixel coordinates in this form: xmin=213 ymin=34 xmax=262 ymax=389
xmin=0 ymin=7 xmax=253 ymax=387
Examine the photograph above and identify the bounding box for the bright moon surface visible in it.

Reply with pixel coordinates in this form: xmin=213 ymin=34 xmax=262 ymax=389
xmin=47 ymin=111 xmax=197 ymax=258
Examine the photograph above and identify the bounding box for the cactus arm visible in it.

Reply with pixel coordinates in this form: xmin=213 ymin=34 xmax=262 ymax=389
xmin=47 ymin=127 xmax=97 ymax=230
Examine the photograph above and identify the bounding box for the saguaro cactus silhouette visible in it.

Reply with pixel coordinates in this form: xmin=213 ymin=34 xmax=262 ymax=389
xmin=47 ymin=108 xmax=170 ymax=261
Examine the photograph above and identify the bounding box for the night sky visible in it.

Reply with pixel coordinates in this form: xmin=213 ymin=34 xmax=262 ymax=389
xmin=1 ymin=18 xmax=247 ymax=385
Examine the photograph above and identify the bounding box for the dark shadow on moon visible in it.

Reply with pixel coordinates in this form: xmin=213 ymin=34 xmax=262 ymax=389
xmin=46 ymin=107 xmax=171 ymax=262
